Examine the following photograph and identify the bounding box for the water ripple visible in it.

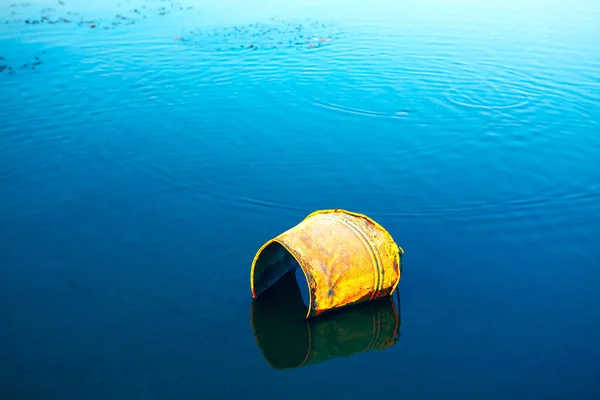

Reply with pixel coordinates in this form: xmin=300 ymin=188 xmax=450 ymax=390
xmin=445 ymin=86 xmax=531 ymax=110
xmin=374 ymin=186 xmax=600 ymax=221
xmin=97 ymin=117 xmax=600 ymax=223
xmin=2 ymin=0 xmax=599 ymax=228
xmin=301 ymin=97 xmax=410 ymax=121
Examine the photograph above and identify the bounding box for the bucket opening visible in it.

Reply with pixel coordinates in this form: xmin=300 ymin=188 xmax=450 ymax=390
xmin=252 ymin=241 xmax=311 ymax=308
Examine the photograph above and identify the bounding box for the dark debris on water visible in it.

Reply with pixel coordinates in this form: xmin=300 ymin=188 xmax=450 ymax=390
xmin=3 ymin=0 xmax=194 ymax=29
xmin=176 ymin=18 xmax=341 ymax=51
xmin=1 ymin=1 xmax=197 ymax=75
xmin=1 ymin=2 xmax=342 ymax=76
xmin=0 ymin=51 xmax=45 ymax=75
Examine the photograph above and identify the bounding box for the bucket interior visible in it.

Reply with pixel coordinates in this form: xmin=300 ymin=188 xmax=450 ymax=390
xmin=252 ymin=242 xmax=310 ymax=308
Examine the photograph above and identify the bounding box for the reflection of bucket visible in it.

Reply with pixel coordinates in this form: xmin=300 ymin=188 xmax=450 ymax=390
xmin=251 ymin=209 xmax=403 ymax=318
xmin=251 ymin=270 xmax=401 ymax=370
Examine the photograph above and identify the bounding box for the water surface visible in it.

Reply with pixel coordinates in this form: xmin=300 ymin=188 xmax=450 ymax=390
xmin=1 ymin=0 xmax=599 ymax=399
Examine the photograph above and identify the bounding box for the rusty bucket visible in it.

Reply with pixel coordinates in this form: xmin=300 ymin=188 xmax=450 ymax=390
xmin=250 ymin=209 xmax=403 ymax=318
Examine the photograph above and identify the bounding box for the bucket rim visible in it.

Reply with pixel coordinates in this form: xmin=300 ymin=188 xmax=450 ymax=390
xmin=250 ymin=238 xmax=314 ymax=319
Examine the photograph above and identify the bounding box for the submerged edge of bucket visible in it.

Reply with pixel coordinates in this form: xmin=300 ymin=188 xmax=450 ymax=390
xmin=250 ymin=209 xmax=404 ymax=319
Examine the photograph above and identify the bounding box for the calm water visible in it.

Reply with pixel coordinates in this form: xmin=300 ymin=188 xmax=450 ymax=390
xmin=1 ymin=0 xmax=599 ymax=398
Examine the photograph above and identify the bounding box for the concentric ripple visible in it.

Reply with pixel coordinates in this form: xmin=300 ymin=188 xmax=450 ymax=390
xmin=443 ymin=62 xmax=537 ymax=110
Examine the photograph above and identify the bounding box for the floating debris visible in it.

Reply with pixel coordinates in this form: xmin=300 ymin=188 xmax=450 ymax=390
xmin=2 ymin=0 xmax=194 ymax=29
xmin=177 ymin=19 xmax=341 ymax=52
xmin=251 ymin=209 xmax=404 ymax=318
xmin=0 ymin=53 xmax=45 ymax=75
xmin=0 ymin=2 xmax=342 ymax=73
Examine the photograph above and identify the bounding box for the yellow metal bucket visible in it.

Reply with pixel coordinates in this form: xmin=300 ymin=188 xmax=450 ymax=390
xmin=250 ymin=209 xmax=404 ymax=318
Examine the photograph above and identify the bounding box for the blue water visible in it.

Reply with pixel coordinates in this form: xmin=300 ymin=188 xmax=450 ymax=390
xmin=1 ymin=0 xmax=599 ymax=398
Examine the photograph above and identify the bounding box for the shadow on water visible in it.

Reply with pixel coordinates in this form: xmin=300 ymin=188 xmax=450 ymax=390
xmin=250 ymin=269 xmax=401 ymax=370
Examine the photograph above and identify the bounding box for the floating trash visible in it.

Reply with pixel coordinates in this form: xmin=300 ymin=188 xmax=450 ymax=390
xmin=251 ymin=268 xmax=401 ymax=369
xmin=176 ymin=19 xmax=341 ymax=52
xmin=0 ymin=2 xmax=342 ymax=75
xmin=250 ymin=209 xmax=404 ymax=318
xmin=0 ymin=52 xmax=45 ymax=75
xmin=1 ymin=0 xmax=194 ymax=30
xmin=0 ymin=0 xmax=198 ymax=74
